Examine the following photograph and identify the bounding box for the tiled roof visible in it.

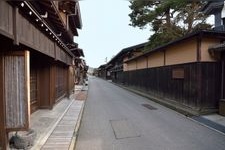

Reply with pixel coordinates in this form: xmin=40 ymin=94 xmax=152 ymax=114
xmin=107 ymin=42 xmax=148 ymax=65
xmin=125 ymin=30 xmax=225 ymax=63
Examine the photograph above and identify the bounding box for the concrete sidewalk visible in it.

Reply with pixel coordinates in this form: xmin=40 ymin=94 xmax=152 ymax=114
xmin=29 ymin=84 xmax=87 ymax=150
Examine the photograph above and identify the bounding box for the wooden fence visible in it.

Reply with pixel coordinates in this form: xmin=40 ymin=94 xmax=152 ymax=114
xmin=113 ymin=62 xmax=221 ymax=111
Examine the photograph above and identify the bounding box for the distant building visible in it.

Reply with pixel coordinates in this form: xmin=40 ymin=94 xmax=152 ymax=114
xmin=97 ymin=64 xmax=107 ymax=79
xmin=107 ymin=42 xmax=147 ymax=81
xmin=87 ymin=67 xmax=95 ymax=75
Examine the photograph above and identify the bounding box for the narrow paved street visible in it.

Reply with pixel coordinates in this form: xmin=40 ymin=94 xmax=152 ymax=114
xmin=76 ymin=76 xmax=225 ymax=150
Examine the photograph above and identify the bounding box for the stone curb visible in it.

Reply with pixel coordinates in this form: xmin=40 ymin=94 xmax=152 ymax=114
xmin=69 ymin=101 xmax=85 ymax=150
xmin=69 ymin=85 xmax=88 ymax=150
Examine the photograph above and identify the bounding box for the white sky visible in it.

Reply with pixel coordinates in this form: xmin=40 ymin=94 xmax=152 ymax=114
xmin=75 ymin=0 xmax=215 ymax=68
xmin=75 ymin=0 xmax=151 ymax=68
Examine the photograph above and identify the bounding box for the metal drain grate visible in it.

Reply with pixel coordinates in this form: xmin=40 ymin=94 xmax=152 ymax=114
xmin=142 ymin=104 xmax=157 ymax=110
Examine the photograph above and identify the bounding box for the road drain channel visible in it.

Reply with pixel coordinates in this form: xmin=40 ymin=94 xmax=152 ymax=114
xmin=142 ymin=104 xmax=157 ymax=110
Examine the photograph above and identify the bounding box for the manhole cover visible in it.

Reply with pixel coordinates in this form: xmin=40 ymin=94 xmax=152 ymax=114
xmin=142 ymin=104 xmax=157 ymax=110
xmin=110 ymin=119 xmax=140 ymax=139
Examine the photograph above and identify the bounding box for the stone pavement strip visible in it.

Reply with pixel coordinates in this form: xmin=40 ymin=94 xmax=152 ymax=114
xmin=29 ymin=85 xmax=87 ymax=150
xmin=76 ymin=91 xmax=88 ymax=101
xmin=41 ymin=100 xmax=84 ymax=150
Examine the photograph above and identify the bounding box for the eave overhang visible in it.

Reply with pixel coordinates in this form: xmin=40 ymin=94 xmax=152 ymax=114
xmin=10 ymin=1 xmax=75 ymax=58
xmin=30 ymin=1 xmax=74 ymax=43
xmin=71 ymin=48 xmax=84 ymax=57
xmin=59 ymin=1 xmax=82 ymax=36
xmin=107 ymin=42 xmax=148 ymax=65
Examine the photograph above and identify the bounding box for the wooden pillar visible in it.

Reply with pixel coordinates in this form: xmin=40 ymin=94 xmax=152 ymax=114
xmin=146 ymin=56 xmax=148 ymax=68
xmin=221 ymin=54 xmax=225 ymax=99
xmin=50 ymin=63 xmax=56 ymax=108
xmin=66 ymin=66 xmax=70 ymax=98
xmin=0 ymin=53 xmax=7 ymax=150
xmin=38 ymin=63 xmax=51 ymax=109
xmin=197 ymin=35 xmax=202 ymax=62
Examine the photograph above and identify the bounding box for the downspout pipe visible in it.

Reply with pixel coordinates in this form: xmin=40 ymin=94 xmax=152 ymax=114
xmin=221 ymin=58 xmax=224 ymax=99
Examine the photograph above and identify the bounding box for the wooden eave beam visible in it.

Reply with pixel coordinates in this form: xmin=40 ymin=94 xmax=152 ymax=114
xmin=38 ymin=1 xmax=66 ymax=28
xmin=59 ymin=1 xmax=75 ymax=14
xmin=50 ymin=1 xmax=67 ymax=30
xmin=36 ymin=1 xmax=71 ymax=40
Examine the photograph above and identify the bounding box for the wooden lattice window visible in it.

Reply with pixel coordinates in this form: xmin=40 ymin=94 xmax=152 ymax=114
xmin=55 ymin=66 xmax=66 ymax=99
xmin=30 ymin=69 xmax=37 ymax=104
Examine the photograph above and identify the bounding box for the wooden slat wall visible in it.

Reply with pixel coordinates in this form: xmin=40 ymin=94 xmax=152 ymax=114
xmin=17 ymin=13 xmax=55 ymax=57
xmin=56 ymin=45 xmax=60 ymax=60
xmin=55 ymin=45 xmax=71 ymax=64
xmin=60 ymin=50 xmax=66 ymax=63
xmin=0 ymin=1 xmax=13 ymax=38
xmin=17 ymin=9 xmax=70 ymax=64
xmin=114 ymin=62 xmax=221 ymax=110
xmin=67 ymin=55 xmax=72 ymax=65
xmin=4 ymin=52 xmax=29 ymax=130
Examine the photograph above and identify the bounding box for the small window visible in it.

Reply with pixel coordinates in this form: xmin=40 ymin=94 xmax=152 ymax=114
xmin=172 ymin=68 xmax=184 ymax=79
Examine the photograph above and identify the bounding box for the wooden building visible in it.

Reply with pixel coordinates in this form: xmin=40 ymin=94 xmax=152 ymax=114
xmin=0 ymin=1 xmax=82 ymax=149
xmin=71 ymin=48 xmax=88 ymax=84
xmin=97 ymin=64 xmax=107 ymax=79
xmin=111 ymin=30 xmax=225 ymax=115
xmin=107 ymin=42 xmax=146 ymax=81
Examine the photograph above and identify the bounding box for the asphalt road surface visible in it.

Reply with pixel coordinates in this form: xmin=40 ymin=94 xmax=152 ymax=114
xmin=75 ymin=76 xmax=225 ymax=150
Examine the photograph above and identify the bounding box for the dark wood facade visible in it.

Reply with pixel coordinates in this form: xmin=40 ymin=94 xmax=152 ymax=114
xmin=114 ymin=62 xmax=221 ymax=114
xmin=0 ymin=1 xmax=82 ymax=149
